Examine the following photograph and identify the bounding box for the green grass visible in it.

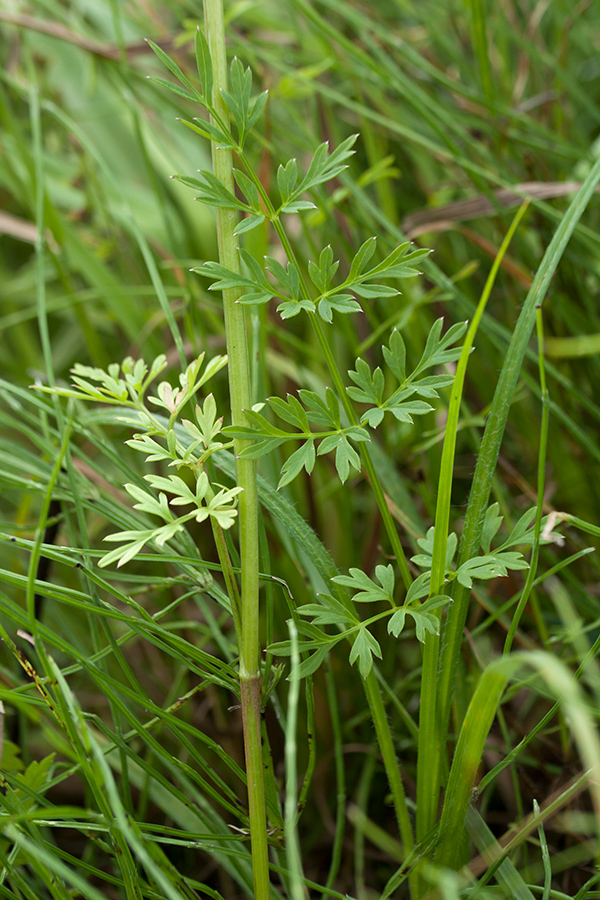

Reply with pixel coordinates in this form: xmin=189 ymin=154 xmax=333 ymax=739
xmin=2 ymin=1 xmax=600 ymax=898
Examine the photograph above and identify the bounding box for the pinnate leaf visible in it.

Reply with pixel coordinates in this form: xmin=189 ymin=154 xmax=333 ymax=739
xmin=349 ymin=628 xmax=382 ymax=678
xmin=332 ymin=565 xmax=395 ymax=604
xmin=194 ymin=27 xmax=213 ymax=100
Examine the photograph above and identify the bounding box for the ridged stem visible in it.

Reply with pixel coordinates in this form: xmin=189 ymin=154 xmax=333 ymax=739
xmin=203 ymin=2 xmax=269 ymax=897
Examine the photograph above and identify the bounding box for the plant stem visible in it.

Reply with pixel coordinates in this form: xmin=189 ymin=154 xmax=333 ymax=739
xmin=203 ymin=2 xmax=270 ymax=897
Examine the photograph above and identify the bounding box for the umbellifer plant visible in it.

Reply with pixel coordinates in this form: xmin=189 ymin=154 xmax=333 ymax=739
xmin=34 ymin=2 xmax=600 ymax=898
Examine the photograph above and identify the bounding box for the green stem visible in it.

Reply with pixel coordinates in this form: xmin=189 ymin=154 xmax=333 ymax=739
xmin=203 ymin=3 xmax=269 ymax=897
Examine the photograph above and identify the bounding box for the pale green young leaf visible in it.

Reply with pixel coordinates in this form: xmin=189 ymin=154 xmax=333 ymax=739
xmin=34 ymin=385 xmax=95 ymax=402
xmin=144 ymin=354 xmax=169 ymax=388
xmin=153 ymin=520 xmax=188 ymax=547
xmin=198 ymin=353 xmax=228 ymax=386
xmin=144 ymin=473 xmax=196 ymax=506
xmin=124 ymin=484 xmax=171 ymax=520
xmin=183 ymin=394 xmax=223 ymax=449
xmin=122 ymin=357 xmax=147 ymax=391
xmin=206 ymin=506 xmax=237 ymax=529
xmin=147 ymin=380 xmax=184 ymax=415
xmin=195 ymin=471 xmax=211 ymax=502
xmin=126 ymin=434 xmax=171 ymax=462
xmin=99 ymin=529 xmax=155 ymax=568
xmin=71 ymin=364 xmax=128 ymax=401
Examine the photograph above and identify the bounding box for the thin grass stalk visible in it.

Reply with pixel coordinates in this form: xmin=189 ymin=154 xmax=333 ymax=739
xmin=468 ymin=0 xmax=493 ymax=104
xmin=324 ymin=659 xmax=345 ymax=890
xmin=26 ymin=422 xmax=72 ymax=630
xmin=202 ymin=1 xmax=269 ymax=896
xmin=503 ymin=305 xmax=549 ymax=654
xmin=285 ymin=621 xmax=305 ymax=900
xmin=29 ymin=77 xmax=54 ymax=394
xmin=415 ymin=202 xmax=530 ymax=851
xmin=436 ymin=154 xmax=600 ymax=769
xmin=465 ymin=806 xmax=536 ymax=900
